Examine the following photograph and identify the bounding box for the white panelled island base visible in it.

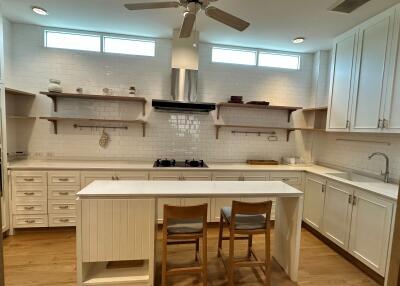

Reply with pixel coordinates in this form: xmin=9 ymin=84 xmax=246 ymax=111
xmin=76 ymin=180 xmax=304 ymax=286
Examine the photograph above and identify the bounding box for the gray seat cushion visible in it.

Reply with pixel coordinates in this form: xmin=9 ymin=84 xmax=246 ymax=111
xmin=222 ymin=207 xmax=266 ymax=230
xmin=167 ymin=218 xmax=203 ymax=234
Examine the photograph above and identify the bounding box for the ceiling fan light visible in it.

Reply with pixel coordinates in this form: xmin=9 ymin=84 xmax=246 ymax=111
xmin=32 ymin=6 xmax=48 ymax=16
xmin=293 ymin=37 xmax=305 ymax=44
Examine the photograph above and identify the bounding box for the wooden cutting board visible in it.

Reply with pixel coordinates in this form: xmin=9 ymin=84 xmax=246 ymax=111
xmin=247 ymin=160 xmax=279 ymax=165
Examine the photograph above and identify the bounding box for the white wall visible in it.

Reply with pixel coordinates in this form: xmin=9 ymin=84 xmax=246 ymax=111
xmin=6 ymin=23 xmax=314 ymax=162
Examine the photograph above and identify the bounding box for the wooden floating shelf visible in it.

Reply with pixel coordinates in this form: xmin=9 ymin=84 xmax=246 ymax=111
xmin=302 ymin=106 xmax=328 ymax=112
xmin=295 ymin=127 xmax=326 ymax=132
xmin=215 ymin=124 xmax=296 ymax=141
xmin=216 ymin=103 xmax=302 ymax=122
xmin=40 ymin=92 xmax=147 ymax=115
xmin=5 ymin=88 xmax=36 ymax=97
xmin=7 ymin=115 xmax=36 ymax=120
xmin=39 ymin=116 xmax=146 ymax=136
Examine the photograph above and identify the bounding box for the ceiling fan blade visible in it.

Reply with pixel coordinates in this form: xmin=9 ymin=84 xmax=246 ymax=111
xmin=124 ymin=2 xmax=180 ymax=10
xmin=180 ymin=13 xmax=196 ymax=38
xmin=205 ymin=7 xmax=250 ymax=31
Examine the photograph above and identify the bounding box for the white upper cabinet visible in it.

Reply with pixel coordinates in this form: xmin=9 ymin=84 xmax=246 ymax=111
xmin=327 ymin=4 xmax=400 ymax=133
xmin=351 ymin=9 xmax=395 ymax=132
xmin=327 ymin=30 xmax=358 ymax=131
xmin=383 ymin=7 xmax=400 ymax=132
xmin=0 ymin=6 xmax=4 ymax=84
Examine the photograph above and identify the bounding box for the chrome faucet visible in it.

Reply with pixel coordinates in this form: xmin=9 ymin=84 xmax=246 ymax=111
xmin=368 ymin=152 xmax=390 ymax=183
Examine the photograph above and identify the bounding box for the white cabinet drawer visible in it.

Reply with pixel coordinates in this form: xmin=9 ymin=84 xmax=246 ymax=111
xmin=13 ymin=186 xmax=47 ymax=200
xmin=48 ymin=171 xmax=80 ymax=186
xmin=270 ymin=171 xmax=302 ymax=186
xmin=212 ymin=172 xmax=242 ymax=181
xmin=48 ymin=186 xmax=80 ymax=200
xmin=13 ymin=215 xmax=48 ymax=228
xmin=12 ymin=171 xmax=47 ymax=186
xmin=48 ymin=200 xmax=76 ymax=214
xmin=49 ymin=214 xmax=76 ymax=227
xmin=12 ymin=200 xmax=47 ymax=215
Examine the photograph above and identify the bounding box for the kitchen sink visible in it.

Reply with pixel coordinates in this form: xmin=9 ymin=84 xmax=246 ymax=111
xmin=326 ymin=172 xmax=381 ymax=183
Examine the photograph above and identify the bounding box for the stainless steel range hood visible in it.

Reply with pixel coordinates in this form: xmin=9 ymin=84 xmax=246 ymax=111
xmin=152 ymin=30 xmax=216 ymax=113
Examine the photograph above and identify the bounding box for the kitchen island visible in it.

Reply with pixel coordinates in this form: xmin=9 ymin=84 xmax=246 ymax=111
xmin=76 ymin=180 xmax=303 ymax=286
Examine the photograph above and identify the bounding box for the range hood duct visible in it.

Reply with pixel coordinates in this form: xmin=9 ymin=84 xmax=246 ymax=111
xmin=152 ymin=30 xmax=216 ymax=113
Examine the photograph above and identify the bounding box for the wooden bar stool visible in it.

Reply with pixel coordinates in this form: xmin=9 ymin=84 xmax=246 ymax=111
xmin=217 ymin=200 xmax=272 ymax=286
xmin=162 ymin=203 xmax=208 ymax=286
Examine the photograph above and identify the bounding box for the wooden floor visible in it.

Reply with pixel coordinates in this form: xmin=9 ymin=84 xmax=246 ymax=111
xmin=3 ymin=226 xmax=379 ymax=286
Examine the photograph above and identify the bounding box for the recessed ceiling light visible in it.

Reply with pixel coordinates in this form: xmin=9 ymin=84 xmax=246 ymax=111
xmin=293 ymin=37 xmax=305 ymax=44
xmin=32 ymin=6 xmax=48 ymax=16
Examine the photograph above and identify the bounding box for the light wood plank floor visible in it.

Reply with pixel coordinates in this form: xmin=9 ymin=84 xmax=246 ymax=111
xmin=3 ymin=226 xmax=379 ymax=286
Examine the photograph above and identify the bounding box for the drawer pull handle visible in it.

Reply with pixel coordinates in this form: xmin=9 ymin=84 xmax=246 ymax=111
xmin=58 ymin=178 xmax=69 ymax=182
xmin=23 ymin=192 xmax=35 ymax=196
xmin=25 ymin=219 xmax=36 ymax=224
xmin=23 ymin=178 xmax=34 ymax=182
xmin=59 ymin=205 xmax=69 ymax=209
xmin=24 ymin=206 xmax=35 ymax=210
xmin=59 ymin=218 xmax=70 ymax=223
xmin=59 ymin=192 xmax=69 ymax=196
xmin=282 ymin=178 xmax=290 ymax=182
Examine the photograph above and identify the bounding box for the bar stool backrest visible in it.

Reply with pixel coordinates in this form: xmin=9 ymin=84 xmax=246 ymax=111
xmin=231 ymin=200 xmax=272 ymax=230
xmin=164 ymin=204 xmax=208 ymax=224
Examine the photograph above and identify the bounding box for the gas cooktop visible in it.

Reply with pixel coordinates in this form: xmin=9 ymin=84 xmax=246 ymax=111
xmin=153 ymin=159 xmax=208 ymax=168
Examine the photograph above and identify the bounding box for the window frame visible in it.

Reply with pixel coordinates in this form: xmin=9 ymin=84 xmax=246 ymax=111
xmin=211 ymin=45 xmax=301 ymax=70
xmin=43 ymin=28 xmax=156 ymax=57
xmin=211 ymin=46 xmax=257 ymax=66
xmin=103 ymin=35 xmax=156 ymax=57
xmin=257 ymin=51 xmax=301 ymax=70
xmin=44 ymin=29 xmax=102 ymax=53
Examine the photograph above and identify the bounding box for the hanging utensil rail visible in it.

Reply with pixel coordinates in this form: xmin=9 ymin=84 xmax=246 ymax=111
xmin=73 ymin=124 xmax=128 ymax=130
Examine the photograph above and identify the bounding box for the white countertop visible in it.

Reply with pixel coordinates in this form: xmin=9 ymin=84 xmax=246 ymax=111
xmin=8 ymin=159 xmax=399 ymax=200
xmin=77 ymin=180 xmax=303 ymax=198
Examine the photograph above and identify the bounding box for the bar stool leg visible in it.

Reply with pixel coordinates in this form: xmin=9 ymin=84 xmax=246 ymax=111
xmin=202 ymin=235 xmax=208 ymax=286
xmin=195 ymin=238 xmax=200 ymax=262
xmin=247 ymin=234 xmax=253 ymax=259
xmin=217 ymin=211 xmax=224 ymax=258
xmin=264 ymin=228 xmax=271 ymax=286
xmin=228 ymin=229 xmax=235 ymax=286
xmin=161 ymin=226 xmax=168 ymax=286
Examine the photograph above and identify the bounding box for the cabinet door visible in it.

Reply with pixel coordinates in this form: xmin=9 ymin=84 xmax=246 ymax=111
xmin=349 ymin=190 xmax=393 ymax=275
xmin=303 ymin=174 xmax=326 ymax=232
xmin=181 ymin=171 xmax=212 ymax=181
xmin=351 ymin=9 xmax=395 ymax=132
xmin=115 ymin=171 xmax=148 ymax=180
xmin=327 ymin=29 xmax=358 ymax=131
xmin=80 ymin=171 xmax=114 ymax=188
xmin=270 ymin=171 xmax=303 ymax=190
xmin=149 ymin=171 xmax=181 ymax=181
xmin=212 ymin=172 xmax=242 ymax=181
xmin=322 ymin=180 xmax=353 ymax=250
xmin=242 ymin=172 xmax=269 ymax=181
xmin=383 ymin=8 xmax=400 ymax=132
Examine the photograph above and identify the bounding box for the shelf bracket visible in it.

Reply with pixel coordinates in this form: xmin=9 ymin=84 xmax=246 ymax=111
xmin=142 ymin=102 xmax=146 ymax=116
xmin=286 ymin=129 xmax=295 ymax=142
xmin=142 ymin=123 xmax=146 ymax=137
xmin=49 ymin=119 xmax=58 ymax=134
xmin=50 ymin=96 xmax=58 ymax=112
xmin=287 ymin=110 xmax=295 ymax=122
xmin=216 ymin=126 xmax=221 ymax=140
xmin=216 ymin=106 xmax=221 ymax=119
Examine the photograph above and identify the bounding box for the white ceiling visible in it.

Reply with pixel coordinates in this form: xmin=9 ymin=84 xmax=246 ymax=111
xmin=2 ymin=0 xmax=400 ymax=52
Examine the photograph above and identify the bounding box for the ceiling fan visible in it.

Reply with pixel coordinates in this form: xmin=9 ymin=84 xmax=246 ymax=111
xmin=124 ymin=0 xmax=250 ymax=38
